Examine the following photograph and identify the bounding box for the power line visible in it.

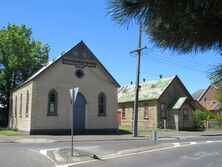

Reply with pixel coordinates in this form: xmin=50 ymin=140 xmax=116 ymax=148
xmin=143 ymin=49 xmax=212 ymax=67
xmin=140 ymin=71 xmax=208 ymax=84
xmin=142 ymin=55 xmax=206 ymax=73
xmin=131 ymin=49 xmax=209 ymax=73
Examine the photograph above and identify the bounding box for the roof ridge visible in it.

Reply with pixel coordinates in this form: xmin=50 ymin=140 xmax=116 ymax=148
xmin=120 ymin=75 xmax=176 ymax=88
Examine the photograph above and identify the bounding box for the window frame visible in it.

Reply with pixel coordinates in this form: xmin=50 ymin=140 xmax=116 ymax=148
xmin=132 ymin=103 xmax=134 ymax=120
xmin=14 ymin=96 xmax=17 ymax=118
xmin=19 ymin=94 xmax=22 ymax=118
xmin=47 ymin=89 xmax=58 ymax=116
xmin=182 ymin=108 xmax=189 ymax=120
xmin=10 ymin=98 xmax=13 ymax=118
xmin=25 ymin=90 xmax=29 ymax=117
xmin=75 ymin=69 xmax=84 ymax=79
xmin=122 ymin=106 xmax=126 ymax=119
xmin=98 ymin=92 xmax=106 ymax=116
xmin=144 ymin=104 xmax=149 ymax=120
xmin=160 ymin=103 xmax=166 ymax=119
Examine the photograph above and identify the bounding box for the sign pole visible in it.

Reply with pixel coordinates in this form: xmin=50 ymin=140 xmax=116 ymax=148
xmin=70 ymin=87 xmax=79 ymax=156
xmin=71 ymin=88 xmax=74 ymax=156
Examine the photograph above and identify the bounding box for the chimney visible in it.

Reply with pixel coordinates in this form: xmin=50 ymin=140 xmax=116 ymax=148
xmin=143 ymin=78 xmax=146 ymax=82
xmin=159 ymin=75 xmax=162 ymax=79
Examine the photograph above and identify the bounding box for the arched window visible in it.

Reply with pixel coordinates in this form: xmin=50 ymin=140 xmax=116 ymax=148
xmin=20 ymin=94 xmax=22 ymax=117
xmin=15 ymin=96 xmax=17 ymax=118
xmin=25 ymin=90 xmax=29 ymax=117
xmin=47 ymin=89 xmax=58 ymax=116
xmin=98 ymin=92 xmax=106 ymax=116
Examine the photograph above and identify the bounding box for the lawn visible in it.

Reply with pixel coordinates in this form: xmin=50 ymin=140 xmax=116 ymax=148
xmin=0 ymin=128 xmax=28 ymax=136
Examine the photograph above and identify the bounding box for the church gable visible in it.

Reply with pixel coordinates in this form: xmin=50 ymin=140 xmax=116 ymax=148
xmin=60 ymin=41 xmax=119 ymax=87
xmin=61 ymin=41 xmax=97 ymax=69
xmin=64 ymin=41 xmax=96 ymax=63
xmin=13 ymin=41 xmax=119 ymax=90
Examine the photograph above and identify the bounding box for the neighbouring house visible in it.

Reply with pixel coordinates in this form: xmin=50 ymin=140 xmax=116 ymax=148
xmin=118 ymin=75 xmax=195 ymax=130
xmin=192 ymin=84 xmax=221 ymax=114
xmin=8 ymin=41 xmax=120 ymax=134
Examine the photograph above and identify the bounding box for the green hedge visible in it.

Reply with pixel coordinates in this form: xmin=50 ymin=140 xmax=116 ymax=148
xmin=193 ymin=109 xmax=222 ymax=129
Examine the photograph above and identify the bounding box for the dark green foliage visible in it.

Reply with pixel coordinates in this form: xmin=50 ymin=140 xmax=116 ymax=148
xmin=209 ymin=63 xmax=222 ymax=86
xmin=214 ymin=87 xmax=222 ymax=109
xmin=208 ymin=63 xmax=222 ymax=108
xmin=107 ymin=0 xmax=222 ymax=53
xmin=193 ymin=109 xmax=222 ymax=129
xmin=0 ymin=24 xmax=49 ymax=116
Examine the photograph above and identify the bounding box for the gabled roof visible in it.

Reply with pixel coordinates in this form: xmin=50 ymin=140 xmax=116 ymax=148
xmin=192 ymin=84 xmax=218 ymax=101
xmin=192 ymin=89 xmax=206 ymax=101
xmin=172 ymin=97 xmax=187 ymax=109
xmin=13 ymin=41 xmax=120 ymax=91
xmin=118 ymin=76 xmax=176 ymax=103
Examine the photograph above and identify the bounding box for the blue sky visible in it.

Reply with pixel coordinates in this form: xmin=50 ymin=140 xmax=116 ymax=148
xmin=1 ymin=0 xmax=221 ymax=93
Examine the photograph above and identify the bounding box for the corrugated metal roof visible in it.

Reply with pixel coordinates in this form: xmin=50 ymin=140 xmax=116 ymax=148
xmin=118 ymin=76 xmax=176 ymax=103
xmin=172 ymin=97 xmax=187 ymax=109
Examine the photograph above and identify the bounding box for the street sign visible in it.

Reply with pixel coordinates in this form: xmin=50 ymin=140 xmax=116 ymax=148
xmin=69 ymin=87 xmax=79 ymax=103
xmin=69 ymin=87 xmax=79 ymax=156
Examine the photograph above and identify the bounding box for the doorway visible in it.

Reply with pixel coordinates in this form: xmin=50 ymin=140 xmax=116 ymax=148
xmin=73 ymin=93 xmax=86 ymax=129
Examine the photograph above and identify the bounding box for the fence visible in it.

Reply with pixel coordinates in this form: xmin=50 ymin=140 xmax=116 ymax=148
xmin=205 ymin=120 xmax=222 ymax=130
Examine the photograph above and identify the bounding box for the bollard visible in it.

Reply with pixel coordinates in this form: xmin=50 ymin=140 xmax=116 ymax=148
xmin=152 ymin=129 xmax=157 ymax=144
xmin=164 ymin=119 xmax=166 ymax=130
xmin=206 ymin=120 xmax=209 ymax=131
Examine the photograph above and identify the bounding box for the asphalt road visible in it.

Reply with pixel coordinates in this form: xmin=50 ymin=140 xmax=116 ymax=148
xmin=0 ymin=140 xmax=153 ymax=167
xmin=75 ymin=142 xmax=222 ymax=167
xmin=0 ymin=144 xmax=54 ymax=167
xmin=0 ymin=136 xmax=222 ymax=167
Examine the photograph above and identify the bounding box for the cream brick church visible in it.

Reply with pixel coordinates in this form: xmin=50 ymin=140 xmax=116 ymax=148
xmin=8 ymin=41 xmax=120 ymax=134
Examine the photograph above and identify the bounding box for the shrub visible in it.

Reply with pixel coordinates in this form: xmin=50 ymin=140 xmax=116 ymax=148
xmin=193 ymin=109 xmax=218 ymax=129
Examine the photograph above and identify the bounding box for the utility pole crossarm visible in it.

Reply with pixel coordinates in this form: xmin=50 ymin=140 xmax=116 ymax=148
xmin=129 ymin=46 xmax=147 ymax=54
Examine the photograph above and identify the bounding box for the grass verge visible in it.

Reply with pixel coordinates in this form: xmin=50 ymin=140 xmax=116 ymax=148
xmin=0 ymin=128 xmax=28 ymax=136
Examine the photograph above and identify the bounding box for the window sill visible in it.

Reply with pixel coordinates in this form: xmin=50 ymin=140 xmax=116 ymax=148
xmin=47 ymin=113 xmax=58 ymax=116
xmin=98 ymin=114 xmax=106 ymax=117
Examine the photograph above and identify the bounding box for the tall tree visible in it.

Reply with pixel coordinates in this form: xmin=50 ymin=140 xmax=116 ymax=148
xmin=107 ymin=0 xmax=222 ymax=53
xmin=0 ymin=24 xmax=49 ymax=115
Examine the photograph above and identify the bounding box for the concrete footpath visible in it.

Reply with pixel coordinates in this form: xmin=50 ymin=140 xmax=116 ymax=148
xmin=0 ymin=134 xmax=148 ymax=143
xmin=0 ymin=130 xmax=221 ymax=144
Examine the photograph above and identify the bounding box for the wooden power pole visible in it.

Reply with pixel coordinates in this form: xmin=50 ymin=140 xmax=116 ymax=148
xmin=130 ymin=25 xmax=146 ymax=137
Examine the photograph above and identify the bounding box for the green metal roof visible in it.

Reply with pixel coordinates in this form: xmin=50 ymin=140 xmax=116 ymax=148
xmin=172 ymin=97 xmax=187 ymax=109
xmin=118 ymin=76 xmax=176 ymax=103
